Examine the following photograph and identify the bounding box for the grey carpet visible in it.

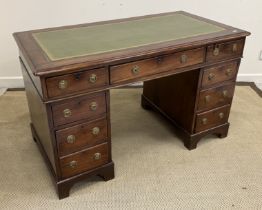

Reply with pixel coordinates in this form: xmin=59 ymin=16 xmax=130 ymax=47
xmin=0 ymin=86 xmax=261 ymax=209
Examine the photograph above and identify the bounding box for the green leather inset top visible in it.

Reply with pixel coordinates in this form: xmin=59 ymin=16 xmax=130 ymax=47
xmin=33 ymin=14 xmax=225 ymax=61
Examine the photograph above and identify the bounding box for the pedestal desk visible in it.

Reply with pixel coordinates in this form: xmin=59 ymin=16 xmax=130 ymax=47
xmin=13 ymin=11 xmax=250 ymax=199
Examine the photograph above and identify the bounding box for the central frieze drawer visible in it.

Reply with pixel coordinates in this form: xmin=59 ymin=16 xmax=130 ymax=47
xmin=52 ymin=92 xmax=106 ymax=127
xmin=110 ymin=47 xmax=205 ymax=84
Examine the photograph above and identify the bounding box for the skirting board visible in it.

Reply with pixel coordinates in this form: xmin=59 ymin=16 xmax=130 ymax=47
xmin=0 ymin=74 xmax=262 ymax=89
xmin=237 ymin=74 xmax=262 ymax=90
xmin=0 ymin=76 xmax=24 ymax=88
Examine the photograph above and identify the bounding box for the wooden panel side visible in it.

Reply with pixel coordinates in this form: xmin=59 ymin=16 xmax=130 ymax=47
xmin=19 ymin=54 xmax=43 ymax=98
xmin=20 ymin=60 xmax=57 ymax=174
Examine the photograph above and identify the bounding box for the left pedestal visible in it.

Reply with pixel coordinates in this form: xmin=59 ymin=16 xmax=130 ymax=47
xmin=21 ymin=60 xmax=114 ymax=199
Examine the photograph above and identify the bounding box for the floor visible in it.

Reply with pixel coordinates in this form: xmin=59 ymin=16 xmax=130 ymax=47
xmin=0 ymin=86 xmax=261 ymax=209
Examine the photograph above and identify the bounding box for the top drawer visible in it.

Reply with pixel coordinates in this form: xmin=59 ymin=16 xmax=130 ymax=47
xmin=206 ymin=39 xmax=245 ymax=62
xmin=110 ymin=47 xmax=205 ymax=84
xmin=46 ymin=68 xmax=109 ymax=98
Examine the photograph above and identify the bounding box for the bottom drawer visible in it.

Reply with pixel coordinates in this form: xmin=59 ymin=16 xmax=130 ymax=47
xmin=60 ymin=143 xmax=109 ymax=178
xmin=195 ymin=105 xmax=230 ymax=132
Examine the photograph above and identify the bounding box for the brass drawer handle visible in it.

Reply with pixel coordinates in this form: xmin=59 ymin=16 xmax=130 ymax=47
xmin=222 ymin=90 xmax=228 ymax=97
xmin=131 ymin=65 xmax=140 ymax=74
xmin=232 ymin=43 xmax=238 ymax=52
xmin=67 ymin=135 xmax=76 ymax=144
xmin=225 ymin=68 xmax=233 ymax=76
xmin=89 ymin=74 xmax=97 ymax=83
xmin=92 ymin=127 xmax=100 ymax=135
xmin=94 ymin=152 xmax=101 ymax=160
xmin=90 ymin=102 xmax=97 ymax=111
xmin=213 ymin=47 xmax=220 ymax=56
xmin=201 ymin=118 xmax=208 ymax=125
xmin=180 ymin=54 xmax=188 ymax=64
xmin=63 ymin=109 xmax=72 ymax=118
xmin=59 ymin=80 xmax=68 ymax=89
xmin=68 ymin=160 xmax=77 ymax=168
xmin=205 ymin=95 xmax=211 ymax=103
xmin=208 ymin=73 xmax=215 ymax=81
xmin=219 ymin=112 xmax=224 ymax=119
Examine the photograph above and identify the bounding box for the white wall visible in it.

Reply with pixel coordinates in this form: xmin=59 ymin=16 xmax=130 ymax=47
xmin=1 ymin=0 xmax=261 ymax=88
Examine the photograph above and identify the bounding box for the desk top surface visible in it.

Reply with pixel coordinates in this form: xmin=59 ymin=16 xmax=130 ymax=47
xmin=32 ymin=13 xmax=223 ymax=61
xmin=14 ymin=11 xmax=250 ymax=76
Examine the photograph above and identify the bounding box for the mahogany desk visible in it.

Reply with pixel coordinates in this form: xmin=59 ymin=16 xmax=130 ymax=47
xmin=13 ymin=11 xmax=250 ymax=199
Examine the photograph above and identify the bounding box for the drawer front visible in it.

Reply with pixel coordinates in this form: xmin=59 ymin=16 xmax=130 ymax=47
xmin=195 ymin=105 xmax=230 ymax=132
xmin=52 ymin=92 xmax=106 ymax=127
xmin=60 ymin=143 xmax=109 ymax=178
xmin=197 ymin=83 xmax=235 ymax=111
xmin=110 ymin=47 xmax=205 ymax=84
xmin=206 ymin=39 xmax=245 ymax=62
xmin=46 ymin=68 xmax=108 ymax=98
xmin=56 ymin=118 xmax=108 ymax=156
xmin=201 ymin=61 xmax=238 ymax=87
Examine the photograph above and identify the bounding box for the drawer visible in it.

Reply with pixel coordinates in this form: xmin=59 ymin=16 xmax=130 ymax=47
xmin=60 ymin=143 xmax=109 ymax=178
xmin=52 ymin=92 xmax=106 ymax=127
xmin=195 ymin=105 xmax=230 ymax=133
xmin=110 ymin=47 xmax=205 ymax=84
xmin=201 ymin=61 xmax=238 ymax=88
xmin=206 ymin=39 xmax=245 ymax=62
xmin=197 ymin=83 xmax=235 ymax=111
xmin=46 ymin=68 xmax=108 ymax=98
xmin=56 ymin=118 xmax=108 ymax=156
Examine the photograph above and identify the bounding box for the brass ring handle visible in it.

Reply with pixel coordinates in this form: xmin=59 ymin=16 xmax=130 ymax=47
xmin=90 ymin=102 xmax=97 ymax=111
xmin=68 ymin=160 xmax=77 ymax=168
xmin=92 ymin=127 xmax=100 ymax=135
xmin=94 ymin=152 xmax=101 ymax=160
xmin=222 ymin=90 xmax=228 ymax=97
xmin=89 ymin=74 xmax=97 ymax=83
xmin=59 ymin=80 xmax=68 ymax=89
xmin=205 ymin=95 xmax=211 ymax=103
xmin=208 ymin=73 xmax=215 ymax=81
xmin=213 ymin=47 xmax=220 ymax=56
xmin=63 ymin=109 xmax=72 ymax=118
xmin=67 ymin=135 xmax=76 ymax=144
xmin=225 ymin=68 xmax=233 ymax=76
xmin=131 ymin=65 xmax=140 ymax=74
xmin=232 ymin=43 xmax=238 ymax=52
xmin=202 ymin=118 xmax=208 ymax=125
xmin=219 ymin=112 xmax=224 ymax=119
xmin=180 ymin=54 xmax=188 ymax=64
